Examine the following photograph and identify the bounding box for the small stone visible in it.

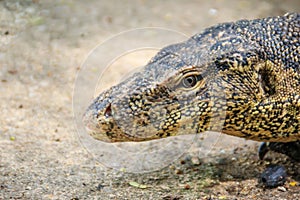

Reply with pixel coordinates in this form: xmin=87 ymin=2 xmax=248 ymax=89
xmin=180 ymin=159 xmax=185 ymax=165
xmin=25 ymin=186 xmax=31 ymax=190
xmin=277 ymin=186 xmax=287 ymax=192
xmin=184 ymin=184 xmax=190 ymax=190
xmin=175 ymin=169 xmax=183 ymax=175
xmin=160 ymin=185 xmax=170 ymax=190
xmin=169 ymin=165 xmax=175 ymax=170
xmin=97 ymin=183 xmax=104 ymax=191
xmin=191 ymin=157 xmax=201 ymax=165
xmin=8 ymin=69 xmax=18 ymax=75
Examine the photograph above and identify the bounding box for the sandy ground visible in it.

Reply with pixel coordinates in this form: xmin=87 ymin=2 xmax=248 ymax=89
xmin=1 ymin=0 xmax=300 ymax=199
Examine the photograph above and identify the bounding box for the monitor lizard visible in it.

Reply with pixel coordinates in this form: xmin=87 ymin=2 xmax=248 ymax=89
xmin=83 ymin=13 xmax=300 ymax=186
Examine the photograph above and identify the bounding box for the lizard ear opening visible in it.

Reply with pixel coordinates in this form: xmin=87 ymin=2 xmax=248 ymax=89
xmin=258 ymin=66 xmax=276 ymax=97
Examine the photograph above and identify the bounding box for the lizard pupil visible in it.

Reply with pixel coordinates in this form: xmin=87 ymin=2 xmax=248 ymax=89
xmin=182 ymin=75 xmax=198 ymax=88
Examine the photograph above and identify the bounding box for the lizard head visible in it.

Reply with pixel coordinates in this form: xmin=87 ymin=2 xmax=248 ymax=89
xmin=83 ymin=22 xmax=262 ymax=142
xmin=83 ymin=44 xmax=220 ymax=142
xmin=82 ymin=14 xmax=300 ymax=143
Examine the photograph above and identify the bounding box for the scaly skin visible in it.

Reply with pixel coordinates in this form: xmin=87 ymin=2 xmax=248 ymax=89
xmin=83 ymin=13 xmax=300 ymax=145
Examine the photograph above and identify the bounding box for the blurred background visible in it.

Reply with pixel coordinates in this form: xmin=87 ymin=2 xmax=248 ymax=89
xmin=1 ymin=1 xmax=299 ymax=199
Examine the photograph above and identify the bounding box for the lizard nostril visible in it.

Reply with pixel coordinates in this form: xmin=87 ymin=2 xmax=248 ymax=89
xmin=104 ymin=103 xmax=112 ymax=117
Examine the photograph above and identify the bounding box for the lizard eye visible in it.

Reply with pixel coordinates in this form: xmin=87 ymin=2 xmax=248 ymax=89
xmin=181 ymin=75 xmax=199 ymax=88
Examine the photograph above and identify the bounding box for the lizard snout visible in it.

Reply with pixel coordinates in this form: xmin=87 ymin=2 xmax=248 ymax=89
xmin=82 ymin=108 xmax=109 ymax=142
xmin=82 ymin=94 xmax=117 ymax=142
